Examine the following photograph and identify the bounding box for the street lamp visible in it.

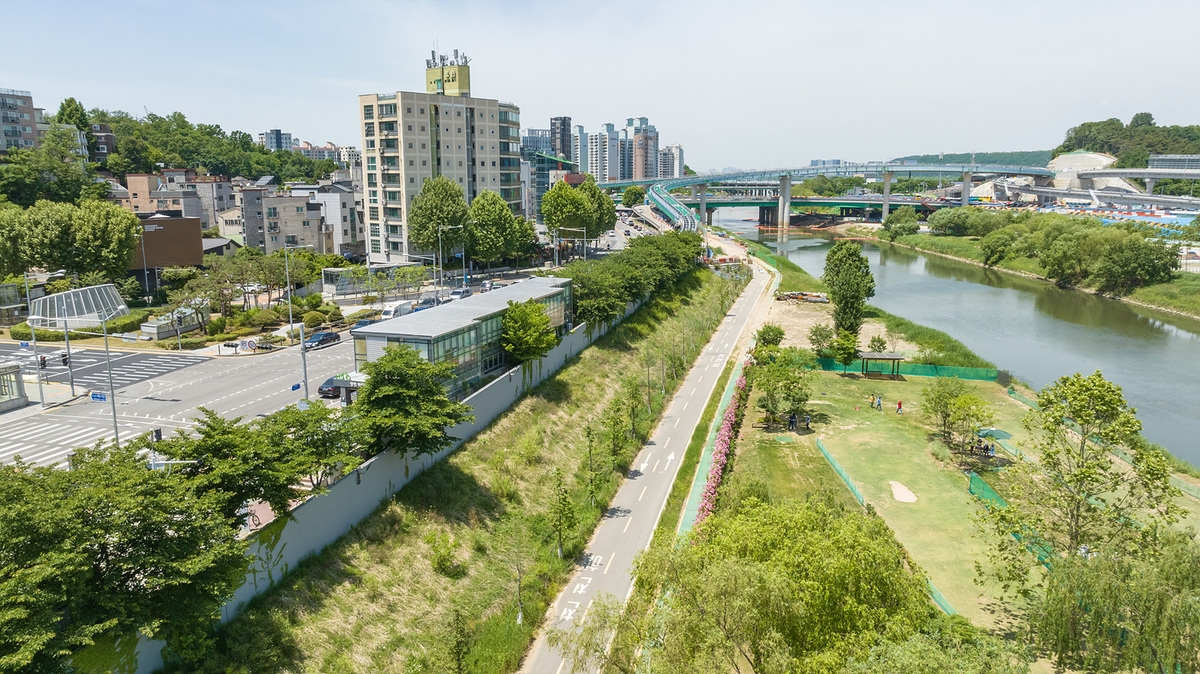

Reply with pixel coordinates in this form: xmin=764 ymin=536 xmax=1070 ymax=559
xmin=283 ymin=244 xmax=314 ymax=400
xmin=404 ymin=253 xmax=436 ymax=302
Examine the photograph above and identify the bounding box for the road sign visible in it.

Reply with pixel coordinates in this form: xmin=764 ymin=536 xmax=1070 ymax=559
xmin=291 ymin=383 xmax=301 ymax=391
xmin=91 ymin=392 xmax=107 ymax=402
xmin=19 ymin=341 xmax=29 ymax=348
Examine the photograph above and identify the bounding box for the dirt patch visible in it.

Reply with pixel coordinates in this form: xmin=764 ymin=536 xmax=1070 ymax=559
xmin=888 ymin=481 xmax=918 ymax=503
xmin=758 ymin=299 xmax=919 ymax=355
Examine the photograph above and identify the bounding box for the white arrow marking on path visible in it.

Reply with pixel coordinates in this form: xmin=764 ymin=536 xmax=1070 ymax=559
xmin=664 ymin=452 xmax=675 ymax=472
xmin=640 ymin=454 xmax=651 ymax=471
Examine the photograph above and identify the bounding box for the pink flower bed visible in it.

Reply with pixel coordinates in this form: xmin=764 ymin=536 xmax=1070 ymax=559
xmin=695 ymin=372 xmax=749 ymax=525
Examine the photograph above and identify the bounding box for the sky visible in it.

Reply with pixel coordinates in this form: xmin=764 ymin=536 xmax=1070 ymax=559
xmin=10 ymin=0 xmax=1200 ymax=171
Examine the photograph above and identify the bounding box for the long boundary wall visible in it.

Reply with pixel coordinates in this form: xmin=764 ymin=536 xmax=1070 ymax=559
xmin=95 ymin=303 xmax=642 ymax=674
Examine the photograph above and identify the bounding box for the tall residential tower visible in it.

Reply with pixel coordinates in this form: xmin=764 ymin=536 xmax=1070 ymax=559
xmin=358 ymin=51 xmax=521 ymax=263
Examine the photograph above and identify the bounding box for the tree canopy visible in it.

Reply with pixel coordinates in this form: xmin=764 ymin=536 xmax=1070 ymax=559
xmin=0 ymin=126 xmax=109 ymax=207
xmin=407 ymin=175 xmax=468 ymax=255
xmin=501 ymin=299 xmax=559 ymax=363
xmin=541 ymin=179 xmax=595 ymax=239
xmin=466 ymin=189 xmax=512 ymax=264
xmin=822 ymin=240 xmax=876 ymax=336
xmin=621 ymin=185 xmax=646 ymax=207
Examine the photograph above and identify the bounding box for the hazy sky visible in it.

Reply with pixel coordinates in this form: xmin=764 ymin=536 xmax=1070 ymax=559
xmin=11 ymin=0 xmax=1200 ymax=171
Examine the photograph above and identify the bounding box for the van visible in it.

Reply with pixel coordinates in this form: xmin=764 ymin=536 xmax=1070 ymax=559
xmin=381 ymin=301 xmax=414 ymax=320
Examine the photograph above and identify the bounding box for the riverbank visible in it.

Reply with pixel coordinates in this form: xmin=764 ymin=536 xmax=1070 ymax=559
xmin=841 ymin=224 xmax=1200 ymax=321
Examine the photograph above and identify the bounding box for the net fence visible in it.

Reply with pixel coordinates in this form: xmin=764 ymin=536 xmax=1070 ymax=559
xmin=815 ymin=438 xmax=865 ymax=506
xmin=816 ymin=358 xmax=998 ymax=381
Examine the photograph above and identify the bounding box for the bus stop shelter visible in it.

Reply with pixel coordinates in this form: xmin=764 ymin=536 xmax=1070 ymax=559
xmin=859 ymin=351 xmax=905 ymax=379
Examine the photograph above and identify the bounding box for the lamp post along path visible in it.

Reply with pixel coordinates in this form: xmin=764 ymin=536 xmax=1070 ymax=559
xmin=284 ymin=244 xmax=313 ymax=400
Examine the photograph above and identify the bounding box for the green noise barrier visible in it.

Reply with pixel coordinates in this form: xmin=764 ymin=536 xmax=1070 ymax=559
xmin=814 ymin=438 xmax=865 ymax=506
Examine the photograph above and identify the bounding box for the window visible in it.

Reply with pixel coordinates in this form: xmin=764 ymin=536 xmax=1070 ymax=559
xmin=364 ymin=122 xmax=375 ymax=136
xmin=456 ymin=111 xmax=461 ymax=117
xmin=420 ymin=126 xmax=425 ymax=132
xmin=302 ymin=220 xmax=311 ymax=227
xmin=378 ymin=103 xmax=396 ymax=116
xmin=409 ymin=160 xmax=414 ymax=166
xmin=369 ymin=206 xmax=379 ymax=218
xmin=387 ymin=225 xmax=400 ymax=234
xmin=386 ymin=207 xmax=401 ymax=218
xmin=367 ymin=139 xmax=376 ymax=149
xmin=383 ymin=156 xmax=397 ymax=167
xmin=409 ymin=177 xmax=415 ymax=184
xmin=386 ymin=191 xmax=399 ymax=201
xmin=363 ymin=105 xmax=374 ymax=120
xmin=421 ymin=142 xmax=426 ymax=149
xmin=407 ymin=125 xmax=413 ymax=131
xmin=408 ymin=142 xmax=413 ymax=149
xmin=384 ymin=138 xmax=397 ymax=149
xmin=406 ymin=107 xmax=412 ymax=113
xmin=370 ymin=224 xmax=380 ymax=235
xmin=458 ymin=161 xmax=463 ymax=167
xmin=457 ymin=128 xmax=462 ymax=133
xmin=267 ymin=207 xmax=278 ymax=217
xmin=421 ymin=160 xmax=427 ymax=166
xmin=389 ymin=241 xmax=400 ymax=252
xmin=367 ymin=157 xmax=376 ymax=170
xmin=295 ymin=206 xmax=304 ymax=213
xmin=369 ymin=189 xmax=377 ymax=204
xmin=419 ymin=108 xmax=425 ymax=114
xmin=380 ymin=121 xmax=396 ymax=133
xmin=371 ymin=240 xmax=381 ymax=253
xmin=367 ymin=173 xmax=378 ymax=187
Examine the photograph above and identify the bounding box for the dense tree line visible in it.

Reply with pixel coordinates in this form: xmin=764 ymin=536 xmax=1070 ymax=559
xmin=0 ymin=346 xmax=470 ymax=671
xmin=918 ymin=207 xmax=1180 ymax=293
xmin=894 ymin=150 xmax=1053 ymax=167
xmin=406 ymin=176 xmax=538 ymax=269
xmin=550 ymin=231 xmax=704 ymax=328
xmin=1054 ymin=112 xmax=1200 ymax=195
xmin=541 ymin=175 xmax=617 ymax=242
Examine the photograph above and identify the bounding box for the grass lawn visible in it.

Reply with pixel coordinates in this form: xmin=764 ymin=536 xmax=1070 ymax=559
xmin=181 ymin=268 xmax=746 ymax=674
xmin=732 ymin=388 xmax=860 ymax=510
xmin=788 ymin=371 xmax=1028 ymax=629
xmin=1130 ymin=270 xmax=1200 ymax=318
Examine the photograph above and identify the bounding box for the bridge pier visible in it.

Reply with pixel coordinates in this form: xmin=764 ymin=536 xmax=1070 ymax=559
xmin=1145 ymin=178 xmax=1156 ymax=196
xmin=881 ymin=170 xmax=893 ymax=220
xmin=696 ymin=183 xmax=708 ymax=228
xmin=961 ymin=171 xmax=972 ymax=207
xmin=777 ymin=175 xmax=791 ymax=233
xmin=759 ymin=206 xmax=777 ymax=224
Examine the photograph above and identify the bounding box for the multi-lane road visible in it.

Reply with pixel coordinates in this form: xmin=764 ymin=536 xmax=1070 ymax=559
xmin=0 ymin=341 xmax=354 ymax=467
xmin=521 ymin=261 xmax=771 ymax=674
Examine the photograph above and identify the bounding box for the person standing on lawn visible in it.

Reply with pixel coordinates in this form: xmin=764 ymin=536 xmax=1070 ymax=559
xmin=896 ymin=400 xmax=903 ymax=415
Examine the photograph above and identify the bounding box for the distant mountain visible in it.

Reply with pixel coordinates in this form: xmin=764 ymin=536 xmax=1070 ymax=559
xmin=1054 ymin=113 xmax=1200 ymax=167
xmin=892 ymin=150 xmax=1052 ymax=167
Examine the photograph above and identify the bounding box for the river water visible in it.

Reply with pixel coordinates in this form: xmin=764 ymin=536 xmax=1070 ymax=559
xmin=715 ymin=208 xmax=1200 ymax=467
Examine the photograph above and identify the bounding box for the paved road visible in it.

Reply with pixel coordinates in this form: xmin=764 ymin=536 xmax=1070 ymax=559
xmin=0 ymin=341 xmax=354 ymax=467
xmin=0 ymin=343 xmax=208 ymax=391
xmin=521 ymin=263 xmax=771 ymax=674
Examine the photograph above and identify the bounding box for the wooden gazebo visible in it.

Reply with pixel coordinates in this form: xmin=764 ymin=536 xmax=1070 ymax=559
xmin=858 ymin=351 xmax=905 ymax=379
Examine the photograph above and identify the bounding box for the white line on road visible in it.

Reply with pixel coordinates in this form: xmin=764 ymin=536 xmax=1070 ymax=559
xmin=683 ymin=402 xmax=688 ymax=411
xmin=639 ymin=486 xmax=646 ymax=501
xmin=604 ymin=554 xmax=614 ymax=574
xmin=674 ymin=418 xmax=679 ymax=427
xmin=623 ymin=516 xmax=633 ymax=533
xmin=652 ymin=460 xmax=659 ymax=472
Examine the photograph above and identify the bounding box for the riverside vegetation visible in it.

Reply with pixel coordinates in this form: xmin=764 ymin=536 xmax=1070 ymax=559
xmin=174 ymin=235 xmax=751 ymax=673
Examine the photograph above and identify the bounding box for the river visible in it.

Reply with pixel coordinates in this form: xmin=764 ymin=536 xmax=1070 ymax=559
xmin=714 ymin=207 xmax=1200 ymax=467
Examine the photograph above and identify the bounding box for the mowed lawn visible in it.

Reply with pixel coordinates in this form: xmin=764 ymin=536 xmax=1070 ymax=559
xmin=781 ymin=372 xmax=1028 ymax=629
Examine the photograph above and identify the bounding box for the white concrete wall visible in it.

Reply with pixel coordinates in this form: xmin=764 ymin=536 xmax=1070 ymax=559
xmin=103 ymin=302 xmax=640 ymax=674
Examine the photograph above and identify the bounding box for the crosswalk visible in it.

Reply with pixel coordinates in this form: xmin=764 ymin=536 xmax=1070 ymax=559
xmin=1 ymin=348 xmax=207 ymax=391
xmin=0 ymin=419 xmax=119 ymax=466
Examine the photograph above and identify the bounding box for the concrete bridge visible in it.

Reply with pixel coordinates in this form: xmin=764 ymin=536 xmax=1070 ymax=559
xmin=1074 ymin=168 xmax=1200 ymax=196
xmin=605 ymin=162 xmax=1055 ymax=230
xmin=674 ymin=194 xmax=959 ymax=223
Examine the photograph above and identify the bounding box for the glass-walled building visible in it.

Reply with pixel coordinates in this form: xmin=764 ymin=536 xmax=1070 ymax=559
xmin=351 ymin=276 xmax=572 ymax=397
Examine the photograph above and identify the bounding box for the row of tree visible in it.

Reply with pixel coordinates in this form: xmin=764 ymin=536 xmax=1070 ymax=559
xmin=551 ymin=231 xmax=704 ymax=328
xmin=0 ymin=198 xmax=141 ymax=282
xmin=406 ymin=176 xmax=538 ymax=268
xmin=540 ymin=176 xmax=617 ymax=242
xmin=0 ymin=345 xmax=477 ymax=670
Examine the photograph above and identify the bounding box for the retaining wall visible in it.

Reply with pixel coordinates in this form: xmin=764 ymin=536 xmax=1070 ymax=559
xmin=87 ymin=303 xmax=640 ymax=674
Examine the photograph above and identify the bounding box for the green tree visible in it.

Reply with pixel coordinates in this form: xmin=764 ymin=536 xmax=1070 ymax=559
xmin=18 ymin=200 xmax=77 ymax=273
xmin=844 ymin=616 xmax=1029 ymax=673
xmin=0 ymin=126 xmax=107 ymax=207
xmin=979 ymin=371 xmax=1180 ymax=596
xmin=885 ymin=220 xmax=919 ymax=241
xmin=946 ymin=393 xmax=994 ymax=453
xmin=578 ymin=177 xmax=616 ymax=240
xmin=55 ymin=97 xmax=96 ymax=160
xmin=467 ymin=189 xmax=512 ymax=265
xmin=807 ymin=323 xmax=835 ymax=354
xmin=920 ymin=377 xmax=971 ymax=440
xmin=501 ymin=299 xmax=558 ymax=363
xmin=1128 ymin=111 xmax=1156 ymax=129
xmin=352 ymin=345 xmax=474 ymax=459
xmin=256 ymin=404 xmax=361 ymax=491
xmin=72 ymin=200 xmax=142 ymax=280
xmin=867 ymin=334 xmax=888 ymax=352
xmin=541 ymin=179 xmax=595 ymax=241
xmin=550 ymin=469 xmax=577 ymax=558
xmin=621 ymin=185 xmax=646 ymax=207
xmin=980 ymin=228 xmax=1018 ymax=267
xmin=402 ymin=175 xmax=468 ymax=255
xmin=831 ymin=329 xmax=859 ymax=372
xmin=1092 ymin=234 xmax=1178 ymax=293
xmin=562 ymin=261 xmax=626 ymax=329
xmin=755 ymin=322 xmax=785 ymax=347
xmin=753 ymin=346 xmax=815 ymax=426
xmin=822 ymin=240 xmax=875 ymax=336
xmin=446 ymin=607 xmax=471 ymax=674
xmin=882 ymin=205 xmax=918 ymax=229
xmin=0 ymin=205 xmax=26 ymax=276
xmin=504 ymin=216 xmax=538 ymax=264
xmin=1029 ymin=529 xmax=1200 ymax=674
xmin=927 ymin=207 xmax=971 ymax=236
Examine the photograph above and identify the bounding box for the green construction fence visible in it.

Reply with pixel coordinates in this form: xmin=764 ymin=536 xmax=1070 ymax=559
xmin=817 ymin=358 xmax=998 ymax=381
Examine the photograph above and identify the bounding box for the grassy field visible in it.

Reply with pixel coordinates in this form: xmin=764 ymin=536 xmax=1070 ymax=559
xmin=1130 ymin=270 xmax=1200 ymax=317
xmin=743 ymin=239 xmax=827 ymax=293
xmin=773 ymin=371 xmax=1028 ymax=628
xmin=180 ymin=268 xmax=746 ymax=674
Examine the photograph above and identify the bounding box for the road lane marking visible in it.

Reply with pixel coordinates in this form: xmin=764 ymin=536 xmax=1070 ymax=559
xmin=604 ymin=554 xmax=614 ymax=574
xmin=623 ymin=516 xmax=633 ymax=532
xmin=639 ymin=486 xmax=647 ymax=501
xmin=664 ymin=437 xmax=670 ymax=447
xmin=674 ymin=418 xmax=679 ymax=427
xmin=683 ymin=402 xmax=688 ymax=411
xmin=651 ymin=460 xmax=659 ymax=472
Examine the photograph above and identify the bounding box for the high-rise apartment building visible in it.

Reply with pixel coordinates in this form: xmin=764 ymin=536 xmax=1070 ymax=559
xmin=626 ymin=117 xmax=659 ymax=180
xmin=1 ymin=88 xmax=39 ymax=155
xmin=572 ymin=125 xmax=587 ymax=179
xmin=550 ymin=116 xmax=572 ymax=161
xmin=658 ymin=144 xmax=685 ymax=179
xmin=358 ymin=51 xmax=521 ymax=263
xmin=258 ymin=129 xmax=294 ymax=151
xmin=587 ymin=124 xmax=620 ymax=182
xmin=294 ymin=141 xmax=340 ymax=162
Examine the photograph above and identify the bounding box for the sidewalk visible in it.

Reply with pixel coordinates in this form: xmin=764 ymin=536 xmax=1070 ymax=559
xmin=3 ymin=379 xmax=89 ymax=422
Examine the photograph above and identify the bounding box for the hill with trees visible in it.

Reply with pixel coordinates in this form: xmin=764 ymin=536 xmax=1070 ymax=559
xmin=892 ymin=150 xmax=1052 ymax=167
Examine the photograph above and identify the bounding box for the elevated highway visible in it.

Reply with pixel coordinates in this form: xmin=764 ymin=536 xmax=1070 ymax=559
xmin=608 ymin=162 xmax=1054 ymax=230
xmin=996 ymin=179 xmax=1200 ymax=210
xmin=1075 ymin=168 xmax=1200 ymax=195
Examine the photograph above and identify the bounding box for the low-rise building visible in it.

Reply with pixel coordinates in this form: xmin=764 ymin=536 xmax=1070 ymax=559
xmin=350 ymin=276 xmax=572 ymax=398
xmin=111 ymin=174 xmax=206 ymax=224
xmin=90 ymin=123 xmax=116 ymax=160
xmin=1 ymin=88 xmax=38 ymax=155
xmin=288 ymin=181 xmax=365 ymax=258
xmin=186 ymin=176 xmax=233 ymax=228
xmin=202 ymin=237 xmax=242 ymax=257
xmin=261 ymin=194 xmax=331 ymax=254
xmin=129 ymin=213 xmax=203 ymax=294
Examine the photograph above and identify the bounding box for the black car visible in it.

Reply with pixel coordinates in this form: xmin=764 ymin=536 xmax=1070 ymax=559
xmin=317 ymin=377 xmax=344 ymax=398
xmin=414 ymin=296 xmax=437 ymax=312
xmin=352 ymin=319 xmax=376 ymax=330
xmin=303 ymin=331 xmax=341 ymax=350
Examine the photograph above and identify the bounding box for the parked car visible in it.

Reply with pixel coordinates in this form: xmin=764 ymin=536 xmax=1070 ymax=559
xmin=351 ymin=319 xmax=376 ymax=330
xmin=317 ymin=377 xmax=344 ymax=398
xmin=479 ymin=279 xmax=494 ymax=292
xmin=414 ymin=296 xmax=437 ymax=312
xmin=303 ymin=331 xmax=341 ymax=351
xmin=381 ymin=300 xmax=413 ymax=319
xmin=448 ymin=287 xmax=472 ymax=301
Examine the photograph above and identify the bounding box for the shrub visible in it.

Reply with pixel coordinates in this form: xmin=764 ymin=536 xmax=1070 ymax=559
xmin=302 ymin=311 xmax=326 ymax=329
xmin=286 ymin=329 xmax=302 ymax=342
xmin=231 ymin=326 xmax=260 ymax=337
xmin=425 ymin=531 xmax=459 ymax=577
xmin=346 ymin=309 xmax=381 ymax=322
xmin=206 ymin=317 xmax=227 ymax=336
xmin=251 ymin=308 xmax=281 ymax=327
xmin=755 ymin=323 xmax=784 ymax=347
xmin=156 ymin=337 xmax=208 ymax=350
xmin=211 ymin=333 xmax=238 ymax=342
xmin=327 ymin=309 xmax=344 ymax=324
